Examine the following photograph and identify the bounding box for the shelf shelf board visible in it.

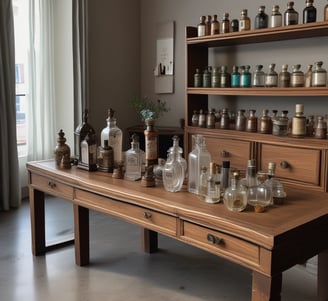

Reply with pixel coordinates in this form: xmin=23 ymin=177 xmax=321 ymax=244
xmin=187 ymin=87 xmax=328 ymax=97
xmin=187 ymin=22 xmax=328 ymax=47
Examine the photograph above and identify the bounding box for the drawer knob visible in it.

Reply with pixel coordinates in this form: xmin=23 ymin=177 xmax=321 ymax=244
xmin=143 ymin=212 xmax=152 ymax=219
xmin=207 ymin=233 xmax=223 ymax=245
xmin=48 ymin=181 xmax=56 ymax=188
xmin=280 ymin=161 xmax=290 ymax=169
xmin=221 ymin=150 xmax=230 ymax=158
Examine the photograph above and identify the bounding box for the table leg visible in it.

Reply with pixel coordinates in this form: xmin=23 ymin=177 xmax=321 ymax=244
xmin=318 ymin=250 xmax=328 ymax=301
xmin=142 ymin=229 xmax=158 ymax=253
xmin=74 ymin=204 xmax=90 ymax=266
xmin=252 ymin=271 xmax=282 ymax=301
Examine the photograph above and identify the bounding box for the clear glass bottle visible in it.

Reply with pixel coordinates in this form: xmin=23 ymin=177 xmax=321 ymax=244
xmin=220 ymin=108 xmax=230 ymax=129
xmin=240 ymin=65 xmax=251 ymax=87
xmin=325 ymin=1 xmax=328 ymax=21
xmin=312 ymin=61 xmax=327 ymax=87
xmin=194 ymin=68 xmax=202 ymax=87
xmin=239 ymin=9 xmax=251 ymax=31
xmin=98 ymin=139 xmax=114 ymax=172
xmin=291 ymin=104 xmax=306 ymax=138
xmin=290 ymin=64 xmax=304 ymax=87
xmin=221 ymin=13 xmax=230 ymax=33
xmin=187 ymin=135 xmax=212 ymax=195
xmin=199 ymin=166 xmax=208 ymax=198
xmin=241 ymin=159 xmax=258 ymax=207
xmin=265 ymin=63 xmax=278 ymax=87
xmin=205 ymin=15 xmax=212 ymax=36
xmin=255 ymin=6 xmax=269 ymax=29
xmin=304 ymin=64 xmax=313 ymax=88
xmin=235 ymin=109 xmax=247 ymax=131
xmin=272 ymin=110 xmax=289 ymax=136
xmin=205 ymin=162 xmax=221 ymax=204
xmin=231 ymin=65 xmax=240 ymax=87
xmin=278 ymin=64 xmax=290 ymax=87
xmin=211 ymin=14 xmax=220 ymax=35
xmin=246 ymin=109 xmax=258 ymax=132
xmin=191 ymin=110 xmax=199 ymax=127
xmin=197 ymin=16 xmax=206 ymax=36
xmin=203 ymin=66 xmax=211 ymax=88
xmin=314 ymin=115 xmax=327 ymax=139
xmin=124 ymin=134 xmax=144 ymax=181
xmin=253 ymin=65 xmax=265 ymax=87
xmin=266 ymin=162 xmax=287 ymax=205
xmin=219 ymin=65 xmax=230 ymax=88
xmin=223 ymin=171 xmax=248 ymax=212
xmin=167 ymin=135 xmax=187 ymax=174
xmin=284 ymin=1 xmax=299 ymax=25
xmin=163 ymin=136 xmax=185 ymax=192
xmin=211 ymin=66 xmax=220 ymax=88
xmin=101 ymin=108 xmax=123 ymax=167
xmin=252 ymin=172 xmax=273 ymax=209
xmin=303 ymin=0 xmax=317 ymax=23
xmin=270 ymin=5 xmax=282 ymax=27
xmin=259 ymin=109 xmax=273 ymax=134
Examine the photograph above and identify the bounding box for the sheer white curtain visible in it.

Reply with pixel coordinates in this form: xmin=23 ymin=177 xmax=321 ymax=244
xmin=27 ymin=0 xmax=56 ymax=161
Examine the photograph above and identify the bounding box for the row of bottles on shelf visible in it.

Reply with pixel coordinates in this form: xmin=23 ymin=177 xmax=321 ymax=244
xmin=197 ymin=0 xmax=327 ymax=37
xmin=187 ymin=134 xmax=286 ymax=212
xmin=193 ymin=62 xmax=327 ymax=88
xmin=191 ymin=104 xmax=328 ymax=139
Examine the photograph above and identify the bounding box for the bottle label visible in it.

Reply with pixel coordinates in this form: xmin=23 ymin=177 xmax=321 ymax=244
xmin=292 ymin=117 xmax=306 ymax=137
xmin=312 ymin=73 xmax=327 ymax=87
xmin=198 ymin=25 xmax=205 ymax=36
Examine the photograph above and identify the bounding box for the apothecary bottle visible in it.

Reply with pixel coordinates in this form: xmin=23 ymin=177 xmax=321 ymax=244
xmin=303 ymin=0 xmax=317 ymax=23
xmin=221 ymin=160 xmax=231 ymax=191
xmin=231 ymin=19 xmax=239 ymax=32
xmin=211 ymin=14 xmax=220 ymax=35
xmin=80 ymin=129 xmax=98 ymax=171
xmin=325 ymin=1 xmax=328 ymax=21
xmin=144 ymin=118 xmax=158 ymax=166
xmin=211 ymin=67 xmax=220 ymax=88
xmin=306 ymin=115 xmax=315 ymax=136
xmin=235 ymin=109 xmax=247 ymax=131
xmin=270 ymin=5 xmax=282 ymax=27
xmin=219 ymin=65 xmax=230 ymax=88
xmin=231 ymin=65 xmax=240 ymax=87
xmin=203 ymin=67 xmax=211 ymax=88
xmin=272 ymin=110 xmax=289 ymax=136
xmin=284 ymin=1 xmax=299 ymax=25
xmin=265 ymin=63 xmax=278 ymax=87
xmin=124 ymin=134 xmax=144 ymax=181
xmin=55 ymin=129 xmax=71 ymax=169
xmin=98 ymin=139 xmax=114 ymax=173
xmin=194 ymin=68 xmax=202 ymax=87
xmin=259 ymin=109 xmax=273 ymax=134
xmin=250 ymin=172 xmax=273 ymax=209
xmin=223 ymin=171 xmax=248 ymax=212
xmin=312 ymin=61 xmax=327 ymax=87
xmin=291 ymin=104 xmax=306 ymax=138
xmin=314 ymin=116 xmax=327 ymax=139
xmin=266 ymin=162 xmax=287 ymax=205
xmin=221 ymin=13 xmax=230 ymax=33
xmin=199 ymin=166 xmax=208 ymax=198
xmin=290 ymin=64 xmax=304 ymax=87
xmin=220 ymin=108 xmax=230 ymax=129
xmin=241 ymin=159 xmax=258 ymax=207
xmin=205 ymin=162 xmax=221 ymax=204
xmin=198 ymin=109 xmax=206 ymax=128
xmin=253 ymin=65 xmax=265 ymax=87
xmin=101 ymin=108 xmax=123 ymax=167
xmin=255 ymin=6 xmax=268 ymax=29
xmin=240 ymin=65 xmax=251 ymax=87
xmin=304 ymin=65 xmax=313 ymax=87
xmin=206 ymin=109 xmax=216 ymax=129
xmin=246 ymin=109 xmax=258 ymax=132
xmin=191 ymin=110 xmax=199 ymax=127
xmin=205 ymin=15 xmax=212 ymax=36
xmin=278 ymin=64 xmax=290 ymax=87
xmin=239 ymin=9 xmax=251 ymax=31
xmin=197 ymin=16 xmax=206 ymax=36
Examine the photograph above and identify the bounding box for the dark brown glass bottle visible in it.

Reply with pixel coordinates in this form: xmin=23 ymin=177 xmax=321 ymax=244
xmin=284 ymin=1 xmax=299 ymax=25
xmin=205 ymin=15 xmax=212 ymax=35
xmin=221 ymin=13 xmax=230 ymax=33
xmin=255 ymin=6 xmax=268 ymax=29
xmin=211 ymin=14 xmax=220 ymax=35
xmin=303 ymin=0 xmax=317 ymax=23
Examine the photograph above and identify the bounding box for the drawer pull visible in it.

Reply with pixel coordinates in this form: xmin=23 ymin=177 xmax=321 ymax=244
xmin=143 ymin=212 xmax=152 ymax=219
xmin=48 ymin=181 xmax=56 ymax=189
xmin=221 ymin=150 xmax=230 ymax=158
xmin=280 ymin=161 xmax=290 ymax=169
xmin=207 ymin=233 xmax=223 ymax=245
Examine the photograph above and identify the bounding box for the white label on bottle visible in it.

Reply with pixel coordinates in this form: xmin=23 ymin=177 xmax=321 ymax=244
xmin=198 ymin=26 xmax=205 ymax=36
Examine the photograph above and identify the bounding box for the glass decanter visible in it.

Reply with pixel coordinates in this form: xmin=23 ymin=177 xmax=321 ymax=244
xmin=266 ymin=162 xmax=287 ymax=205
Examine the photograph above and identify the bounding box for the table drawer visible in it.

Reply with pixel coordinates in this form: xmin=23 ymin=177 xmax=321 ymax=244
xmin=181 ymin=221 xmax=260 ymax=266
xmin=30 ymin=173 xmax=74 ymax=200
xmin=259 ymin=144 xmax=321 ymax=186
xmin=75 ymin=190 xmax=177 ymax=237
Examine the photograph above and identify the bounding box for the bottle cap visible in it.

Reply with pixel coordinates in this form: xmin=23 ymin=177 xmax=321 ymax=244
xmin=295 ymin=104 xmax=304 ymax=113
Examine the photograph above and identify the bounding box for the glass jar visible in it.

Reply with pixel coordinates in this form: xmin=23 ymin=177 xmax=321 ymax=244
xmin=278 ymin=64 xmax=290 ymax=87
xmin=284 ymin=1 xmax=299 ymax=25
xmin=194 ymin=68 xmax=202 ymax=87
xmin=304 ymin=64 xmax=313 ymax=88
xmin=272 ymin=110 xmax=289 ymax=136
xmin=198 ymin=109 xmax=206 ymax=128
xmin=191 ymin=110 xmax=199 ymax=127
xmin=270 ymin=5 xmax=282 ymax=27
xmin=246 ymin=109 xmax=258 ymax=132
xmin=312 ymin=61 xmax=327 ymax=87
xmin=248 ymin=172 xmax=273 ymax=210
xmin=219 ymin=65 xmax=230 ymax=88
xmin=259 ymin=109 xmax=273 ymax=134
xmin=206 ymin=109 xmax=216 ymax=129
xmin=211 ymin=14 xmax=220 ymax=35
xmin=253 ymin=64 xmax=265 ymax=87
xmin=220 ymin=108 xmax=230 ymax=129
xmin=266 ymin=162 xmax=287 ymax=205
xmin=314 ymin=116 xmax=327 ymax=139
xmin=239 ymin=9 xmax=251 ymax=31
xmin=255 ymin=5 xmax=268 ymax=29
xmin=291 ymin=104 xmax=306 ymax=138
xmin=235 ymin=109 xmax=247 ymax=131
xmin=203 ymin=66 xmax=211 ymax=88
xmin=265 ymin=63 xmax=278 ymax=87
xmin=211 ymin=66 xmax=220 ymax=88
xmin=221 ymin=13 xmax=230 ymax=33
xmin=240 ymin=65 xmax=251 ymax=87
xmin=197 ymin=16 xmax=206 ymax=36
xmin=290 ymin=64 xmax=304 ymax=87
xmin=303 ymin=0 xmax=317 ymax=23
xmin=231 ymin=65 xmax=240 ymax=87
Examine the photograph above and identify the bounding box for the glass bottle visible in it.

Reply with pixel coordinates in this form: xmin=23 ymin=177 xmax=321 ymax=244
xmin=98 ymin=139 xmax=114 ymax=173
xmin=167 ymin=135 xmax=187 ymax=175
xmin=272 ymin=110 xmax=289 ymax=136
xmin=231 ymin=19 xmax=239 ymax=32
xmin=206 ymin=109 xmax=216 ymax=129
xmin=255 ymin=6 xmax=269 ymax=29
xmin=239 ymin=9 xmax=251 ymax=31
xmin=199 ymin=166 xmax=208 ymax=198
xmin=220 ymin=108 xmax=230 ymax=129
xmin=205 ymin=15 xmax=212 ymax=36
xmin=231 ymin=65 xmax=240 ymax=87
xmin=101 ymin=108 xmax=123 ymax=167
xmin=221 ymin=160 xmax=231 ymax=191
xmin=312 ymin=61 xmax=327 ymax=87
xmin=240 ymin=65 xmax=251 ymax=87
xmin=191 ymin=110 xmax=199 ymax=127
xmin=252 ymin=172 xmax=273 ymax=209
xmin=259 ymin=109 xmax=273 ymax=134
xmin=124 ymin=134 xmax=144 ymax=181
xmin=197 ymin=16 xmax=206 ymax=36
xmin=266 ymin=162 xmax=287 ymax=205
xmin=80 ymin=129 xmax=98 ymax=171
xmin=235 ymin=109 xmax=247 ymax=131
xmin=198 ymin=109 xmax=206 ymax=128
xmin=223 ymin=171 xmax=248 ymax=212
xmin=211 ymin=66 xmax=220 ymax=88
xmin=221 ymin=13 xmax=230 ymax=33
xmin=290 ymin=64 xmax=304 ymax=87
xmin=144 ymin=118 xmax=158 ymax=167
xmin=55 ymin=129 xmax=71 ymax=169
xmin=211 ymin=14 xmax=220 ymax=35
xmin=265 ymin=63 xmax=278 ymax=87
xmin=203 ymin=67 xmax=211 ymax=88
xmin=325 ymin=1 xmax=328 ymax=21
xmin=304 ymin=65 xmax=313 ymax=88
xmin=306 ymin=115 xmax=315 ymax=136
xmin=303 ymin=0 xmax=317 ymax=23
xmin=284 ymin=1 xmax=299 ymax=25
xmin=270 ymin=5 xmax=282 ymax=27
xmin=314 ymin=116 xmax=327 ymax=139
xmin=187 ymin=135 xmax=212 ymax=195
xmin=278 ymin=64 xmax=290 ymax=87
xmin=253 ymin=64 xmax=265 ymax=87
xmin=194 ymin=68 xmax=202 ymax=87
xmin=291 ymin=104 xmax=306 ymax=138
xmin=163 ymin=136 xmax=185 ymax=192
xmin=205 ymin=162 xmax=221 ymax=204
xmin=219 ymin=65 xmax=230 ymax=88
xmin=241 ymin=159 xmax=258 ymax=207
xmin=246 ymin=109 xmax=258 ymax=132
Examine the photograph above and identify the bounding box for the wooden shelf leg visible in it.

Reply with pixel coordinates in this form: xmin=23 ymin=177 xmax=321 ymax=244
xmin=251 ymin=271 xmax=282 ymax=301
xmin=74 ymin=204 xmax=90 ymax=266
xmin=142 ymin=228 xmax=158 ymax=253
xmin=318 ymin=250 xmax=328 ymax=301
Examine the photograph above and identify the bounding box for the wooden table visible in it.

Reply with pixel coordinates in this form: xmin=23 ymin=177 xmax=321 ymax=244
xmin=27 ymin=160 xmax=328 ymax=301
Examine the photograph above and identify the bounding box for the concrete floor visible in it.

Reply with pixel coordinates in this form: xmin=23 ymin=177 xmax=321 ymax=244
xmin=0 ymin=196 xmax=318 ymax=301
